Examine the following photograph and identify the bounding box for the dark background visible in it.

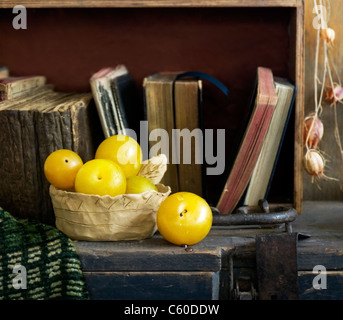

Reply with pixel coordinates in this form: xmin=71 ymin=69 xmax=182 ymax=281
xmin=0 ymin=7 xmax=294 ymax=206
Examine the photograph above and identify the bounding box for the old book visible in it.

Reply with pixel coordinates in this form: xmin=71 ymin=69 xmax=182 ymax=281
xmin=0 ymin=87 xmax=59 ymax=224
xmin=143 ymin=73 xmax=203 ymax=195
xmin=0 ymin=85 xmax=97 ymax=225
xmin=216 ymin=67 xmax=278 ymax=214
xmin=109 ymin=68 xmax=141 ymax=140
xmin=244 ymin=77 xmax=296 ymax=206
xmin=90 ymin=67 xmax=121 ymax=137
xmin=35 ymin=93 xmax=95 ymax=220
xmin=0 ymin=75 xmax=46 ymax=101
xmin=174 ymin=79 xmax=203 ymax=196
xmin=143 ymin=73 xmax=179 ymax=193
xmin=90 ymin=65 xmax=139 ymax=139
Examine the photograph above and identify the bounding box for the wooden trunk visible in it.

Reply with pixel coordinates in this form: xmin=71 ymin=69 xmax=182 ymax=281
xmin=75 ymin=201 xmax=343 ymax=300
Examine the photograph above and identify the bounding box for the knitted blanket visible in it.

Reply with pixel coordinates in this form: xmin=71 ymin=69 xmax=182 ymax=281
xmin=0 ymin=208 xmax=89 ymax=300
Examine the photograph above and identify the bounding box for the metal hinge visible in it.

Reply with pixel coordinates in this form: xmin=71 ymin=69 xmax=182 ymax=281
xmin=255 ymin=232 xmax=299 ymax=300
xmin=228 ymin=254 xmax=258 ymax=300
xmin=232 ymin=277 xmax=258 ymax=300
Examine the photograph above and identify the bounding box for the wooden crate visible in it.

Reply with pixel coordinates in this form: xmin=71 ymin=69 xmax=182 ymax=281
xmin=0 ymin=0 xmax=304 ymax=221
xmin=75 ymin=201 xmax=343 ymax=300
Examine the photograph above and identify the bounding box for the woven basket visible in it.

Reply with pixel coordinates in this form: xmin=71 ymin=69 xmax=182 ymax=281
xmin=50 ymin=154 xmax=171 ymax=241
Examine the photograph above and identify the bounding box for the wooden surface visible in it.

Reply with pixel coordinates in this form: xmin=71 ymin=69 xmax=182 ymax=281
xmin=292 ymin=2 xmax=305 ymax=213
xmin=83 ymin=271 xmax=220 ymax=300
xmin=294 ymin=201 xmax=343 ymax=299
xmin=304 ymin=0 xmax=343 ymax=200
xmin=0 ymin=0 xmax=302 ymax=9
xmin=75 ymin=201 xmax=343 ymax=300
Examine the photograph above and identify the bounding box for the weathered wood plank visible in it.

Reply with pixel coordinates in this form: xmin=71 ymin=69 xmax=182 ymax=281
xmin=74 ymin=202 xmax=343 ymax=300
xmin=294 ymin=201 xmax=343 ymax=236
xmin=76 ymin=236 xmax=223 ymax=272
xmin=76 ymin=201 xmax=343 ymax=272
xmin=290 ymin=2 xmax=305 ymax=214
xmin=0 ymin=0 xmax=301 ymax=9
xmin=298 ymin=271 xmax=343 ymax=300
xmin=298 ymin=242 xmax=343 ymax=270
xmin=293 ymin=201 xmax=343 ymax=271
xmin=83 ymin=271 xmax=219 ymax=300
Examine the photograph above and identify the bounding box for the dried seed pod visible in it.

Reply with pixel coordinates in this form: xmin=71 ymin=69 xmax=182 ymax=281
xmin=326 ymin=83 xmax=343 ymax=105
xmin=321 ymin=27 xmax=335 ymax=45
xmin=304 ymin=114 xmax=324 ymax=148
xmin=303 ymin=149 xmax=325 ymax=179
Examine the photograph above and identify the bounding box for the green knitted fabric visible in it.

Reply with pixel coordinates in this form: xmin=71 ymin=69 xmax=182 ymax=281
xmin=0 ymin=208 xmax=89 ymax=300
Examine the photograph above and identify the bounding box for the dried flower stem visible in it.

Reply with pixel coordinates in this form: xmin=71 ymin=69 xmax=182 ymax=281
xmin=306 ymin=0 xmax=342 ymax=186
xmin=323 ymin=23 xmax=343 ymax=165
xmin=313 ymin=0 xmax=321 ymax=117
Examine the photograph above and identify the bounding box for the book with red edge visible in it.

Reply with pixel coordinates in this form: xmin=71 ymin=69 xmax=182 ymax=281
xmin=244 ymin=77 xmax=296 ymax=206
xmin=0 ymin=75 xmax=46 ymax=101
xmin=216 ymin=66 xmax=278 ymax=214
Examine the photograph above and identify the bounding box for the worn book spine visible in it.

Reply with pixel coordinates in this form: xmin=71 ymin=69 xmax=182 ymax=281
xmin=36 ymin=109 xmax=66 ymax=223
xmin=70 ymin=93 xmax=96 ymax=161
xmin=0 ymin=91 xmax=98 ymax=225
xmin=216 ymin=67 xmax=278 ymax=214
xmin=111 ymin=81 xmax=128 ymax=136
xmin=39 ymin=95 xmax=96 ymax=224
xmin=0 ymin=109 xmax=42 ymax=222
xmin=90 ymin=78 xmax=118 ymax=138
xmin=174 ymin=79 xmax=203 ymax=196
xmin=110 ymin=74 xmax=140 ymax=138
xmin=111 ymin=74 xmax=132 ymax=135
xmin=143 ymin=75 xmax=179 ymax=193
xmin=244 ymin=80 xmax=296 ymax=206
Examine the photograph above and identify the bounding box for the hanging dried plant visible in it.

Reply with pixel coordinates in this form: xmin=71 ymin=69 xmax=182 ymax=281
xmin=303 ymin=149 xmax=325 ymax=179
xmin=326 ymin=82 xmax=343 ymax=105
xmin=304 ymin=113 xmax=324 ymax=149
xmin=305 ymin=0 xmax=342 ymax=187
xmin=321 ymin=27 xmax=335 ymax=45
xmin=303 ymin=149 xmax=338 ymax=184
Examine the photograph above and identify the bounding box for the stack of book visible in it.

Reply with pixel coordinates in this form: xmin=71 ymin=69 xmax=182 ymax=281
xmin=0 ymin=69 xmax=98 ymax=225
xmin=142 ymin=67 xmax=296 ymax=206
xmin=216 ymin=67 xmax=296 ymax=214
xmin=90 ymin=67 xmax=204 ymax=196
xmin=143 ymin=72 xmax=203 ymax=196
